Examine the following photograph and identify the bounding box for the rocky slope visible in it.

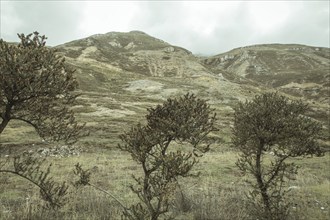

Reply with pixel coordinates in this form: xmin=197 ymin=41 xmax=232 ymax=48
xmin=56 ymin=31 xmax=204 ymax=77
xmin=202 ymin=44 xmax=329 ymax=103
xmin=50 ymin=31 xmax=329 ymax=148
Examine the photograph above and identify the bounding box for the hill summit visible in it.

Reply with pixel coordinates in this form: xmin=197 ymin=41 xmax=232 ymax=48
xmin=52 ymin=31 xmax=329 ymax=147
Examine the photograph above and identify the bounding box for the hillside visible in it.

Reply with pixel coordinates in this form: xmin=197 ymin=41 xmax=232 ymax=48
xmin=203 ymin=44 xmax=329 ymax=103
xmin=1 ymin=31 xmax=329 ymax=220
xmin=2 ymin=31 xmax=329 ymax=147
xmin=49 ymin=31 xmax=329 ymax=147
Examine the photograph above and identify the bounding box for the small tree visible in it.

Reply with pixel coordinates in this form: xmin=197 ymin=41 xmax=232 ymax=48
xmin=118 ymin=93 xmax=217 ymax=220
xmin=0 ymin=154 xmax=69 ymax=209
xmin=0 ymin=32 xmax=85 ymax=209
xmin=0 ymin=32 xmax=84 ymax=143
xmin=232 ymin=92 xmax=323 ymax=220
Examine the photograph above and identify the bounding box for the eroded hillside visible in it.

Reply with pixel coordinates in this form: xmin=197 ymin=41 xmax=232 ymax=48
xmin=3 ymin=31 xmax=328 ymax=148
xmin=57 ymin=33 xmax=329 ymax=147
xmin=203 ymin=44 xmax=329 ymax=103
xmin=1 ymin=31 xmax=329 ymax=220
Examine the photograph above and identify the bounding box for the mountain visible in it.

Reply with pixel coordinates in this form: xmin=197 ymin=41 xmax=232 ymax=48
xmin=1 ymin=31 xmax=329 ymax=220
xmin=202 ymin=44 xmax=329 ymax=103
xmin=51 ymin=31 xmax=329 ymax=147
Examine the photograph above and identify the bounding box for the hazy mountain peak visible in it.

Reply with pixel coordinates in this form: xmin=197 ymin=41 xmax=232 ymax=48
xmin=55 ymin=31 xmax=329 ymax=107
xmin=58 ymin=30 xmax=173 ymax=51
xmin=50 ymin=31 xmax=330 ymax=144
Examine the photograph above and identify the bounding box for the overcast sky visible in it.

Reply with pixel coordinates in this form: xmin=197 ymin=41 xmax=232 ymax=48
xmin=0 ymin=0 xmax=329 ymax=55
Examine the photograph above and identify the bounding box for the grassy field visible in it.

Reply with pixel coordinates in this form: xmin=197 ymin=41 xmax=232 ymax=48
xmin=1 ymin=61 xmax=329 ymax=219
xmin=1 ymin=117 xmax=329 ymax=220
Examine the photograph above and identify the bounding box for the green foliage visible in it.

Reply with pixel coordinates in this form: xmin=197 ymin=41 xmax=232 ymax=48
xmin=73 ymin=163 xmax=91 ymax=187
xmin=119 ymin=93 xmax=217 ymax=220
xmin=232 ymin=92 xmax=323 ymax=220
xmin=0 ymin=32 xmax=86 ymax=213
xmin=0 ymin=32 xmax=85 ymax=144
xmin=0 ymin=154 xmax=68 ymax=209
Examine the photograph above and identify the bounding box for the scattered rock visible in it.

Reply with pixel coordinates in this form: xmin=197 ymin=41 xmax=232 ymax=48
xmin=109 ymin=41 xmax=122 ymax=48
xmin=288 ymin=186 xmax=300 ymax=190
xmin=124 ymin=42 xmax=136 ymax=50
xmin=33 ymin=145 xmax=82 ymax=157
xmin=164 ymin=47 xmax=175 ymax=53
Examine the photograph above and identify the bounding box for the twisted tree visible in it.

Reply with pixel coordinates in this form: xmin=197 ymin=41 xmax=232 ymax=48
xmin=0 ymin=32 xmax=85 ymax=209
xmin=119 ymin=93 xmax=217 ymax=220
xmin=0 ymin=31 xmax=84 ymax=144
xmin=233 ymin=92 xmax=323 ymax=220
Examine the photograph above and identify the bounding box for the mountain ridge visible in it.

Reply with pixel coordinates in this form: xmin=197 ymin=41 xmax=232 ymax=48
xmin=55 ymin=31 xmax=329 ymax=101
xmin=51 ymin=31 xmax=329 ymax=147
xmin=1 ymin=30 xmax=329 ymax=148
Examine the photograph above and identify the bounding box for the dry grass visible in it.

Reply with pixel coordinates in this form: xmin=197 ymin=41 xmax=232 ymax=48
xmin=1 ymin=141 xmax=329 ymax=219
xmin=1 ymin=35 xmax=329 ymax=219
xmin=0 ymin=72 xmax=329 ymax=219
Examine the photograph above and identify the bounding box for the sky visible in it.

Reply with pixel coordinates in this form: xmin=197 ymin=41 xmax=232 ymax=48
xmin=0 ymin=0 xmax=329 ymax=55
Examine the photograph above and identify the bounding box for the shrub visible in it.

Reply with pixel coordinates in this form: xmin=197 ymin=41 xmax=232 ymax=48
xmin=232 ymin=92 xmax=323 ymax=220
xmin=119 ymin=93 xmax=217 ymax=220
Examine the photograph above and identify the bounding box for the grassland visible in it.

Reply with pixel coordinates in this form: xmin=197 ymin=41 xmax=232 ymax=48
xmin=1 ymin=83 xmax=329 ymax=219
xmin=1 ymin=136 xmax=329 ymax=219
xmin=1 ymin=39 xmax=329 ymax=219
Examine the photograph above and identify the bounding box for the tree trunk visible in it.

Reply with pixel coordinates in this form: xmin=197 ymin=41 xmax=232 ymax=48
xmin=255 ymin=142 xmax=272 ymax=216
xmin=0 ymin=117 xmax=10 ymax=134
xmin=0 ymin=103 xmax=12 ymax=134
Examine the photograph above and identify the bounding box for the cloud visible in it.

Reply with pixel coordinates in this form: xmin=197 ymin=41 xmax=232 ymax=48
xmin=128 ymin=1 xmax=329 ymax=55
xmin=130 ymin=1 xmax=248 ymax=54
xmin=1 ymin=1 xmax=329 ymax=55
xmin=275 ymin=1 xmax=330 ymax=47
xmin=0 ymin=1 xmax=85 ymax=46
xmin=78 ymin=1 xmax=140 ymax=36
xmin=245 ymin=1 xmax=330 ymax=48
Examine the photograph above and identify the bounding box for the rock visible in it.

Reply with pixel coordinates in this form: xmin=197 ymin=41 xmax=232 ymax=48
xmin=164 ymin=47 xmax=175 ymax=53
xmin=288 ymin=186 xmax=300 ymax=190
xmin=125 ymin=42 xmax=136 ymax=50
xmin=108 ymin=41 xmax=122 ymax=48
xmin=34 ymin=145 xmax=82 ymax=157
